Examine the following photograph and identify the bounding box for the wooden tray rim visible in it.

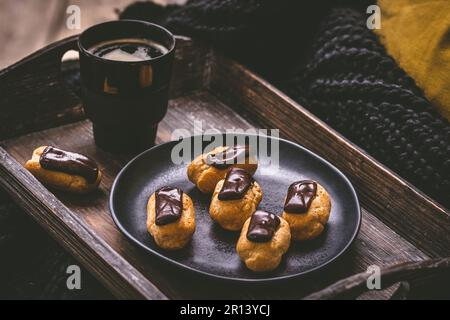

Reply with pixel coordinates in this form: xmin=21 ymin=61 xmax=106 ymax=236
xmin=0 ymin=35 xmax=449 ymax=299
xmin=109 ymin=134 xmax=362 ymax=283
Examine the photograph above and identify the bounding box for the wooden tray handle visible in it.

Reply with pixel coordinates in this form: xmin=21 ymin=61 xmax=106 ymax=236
xmin=304 ymin=257 xmax=450 ymax=300
xmin=0 ymin=35 xmax=84 ymax=141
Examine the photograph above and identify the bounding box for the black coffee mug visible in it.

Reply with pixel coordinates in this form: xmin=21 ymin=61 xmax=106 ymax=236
xmin=78 ymin=20 xmax=176 ymax=153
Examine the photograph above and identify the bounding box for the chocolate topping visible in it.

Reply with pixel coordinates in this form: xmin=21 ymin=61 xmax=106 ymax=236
xmin=155 ymin=187 xmax=183 ymax=225
xmin=218 ymin=168 xmax=254 ymax=201
xmin=206 ymin=145 xmax=250 ymax=169
xmin=284 ymin=180 xmax=317 ymax=213
xmin=246 ymin=211 xmax=280 ymax=243
xmin=39 ymin=146 xmax=99 ymax=183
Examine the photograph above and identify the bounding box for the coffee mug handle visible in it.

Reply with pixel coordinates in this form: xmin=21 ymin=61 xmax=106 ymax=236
xmin=0 ymin=35 xmax=83 ymax=140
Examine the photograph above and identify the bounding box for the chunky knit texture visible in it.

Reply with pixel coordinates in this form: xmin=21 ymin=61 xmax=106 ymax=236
xmin=1 ymin=0 xmax=449 ymax=299
xmin=282 ymin=8 xmax=450 ymax=206
xmin=122 ymin=0 xmax=450 ymax=207
xmin=121 ymin=0 xmax=326 ymax=78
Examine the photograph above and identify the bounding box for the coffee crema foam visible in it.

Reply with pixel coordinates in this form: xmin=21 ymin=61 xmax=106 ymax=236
xmin=88 ymin=38 xmax=169 ymax=62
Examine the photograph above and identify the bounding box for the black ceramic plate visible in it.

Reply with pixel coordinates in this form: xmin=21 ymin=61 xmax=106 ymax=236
xmin=110 ymin=134 xmax=361 ymax=282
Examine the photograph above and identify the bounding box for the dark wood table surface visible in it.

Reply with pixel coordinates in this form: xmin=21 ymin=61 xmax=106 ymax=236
xmin=1 ymin=1 xmax=447 ymax=300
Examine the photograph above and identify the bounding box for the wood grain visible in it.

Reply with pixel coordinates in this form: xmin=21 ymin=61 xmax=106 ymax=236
xmin=0 ymin=36 xmax=82 ymax=140
xmin=304 ymin=257 xmax=450 ymax=300
xmin=0 ymin=36 xmax=208 ymax=140
xmin=208 ymin=54 xmax=450 ymax=258
xmin=0 ymin=147 xmax=166 ymax=300
xmin=1 ymin=93 xmax=429 ymax=300
xmin=0 ymin=36 xmax=442 ymax=299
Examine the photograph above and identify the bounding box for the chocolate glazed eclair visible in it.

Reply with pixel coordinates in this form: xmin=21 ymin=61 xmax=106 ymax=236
xmin=187 ymin=145 xmax=258 ymax=193
xmin=25 ymin=146 xmax=102 ymax=193
xmin=209 ymin=167 xmax=262 ymax=231
xmin=147 ymin=186 xmax=196 ymax=250
xmin=281 ymin=180 xmax=332 ymax=241
xmin=237 ymin=210 xmax=291 ymax=272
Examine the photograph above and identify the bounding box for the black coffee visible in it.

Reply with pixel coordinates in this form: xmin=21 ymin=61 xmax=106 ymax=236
xmin=79 ymin=21 xmax=175 ymax=153
xmin=88 ymin=38 xmax=168 ymax=62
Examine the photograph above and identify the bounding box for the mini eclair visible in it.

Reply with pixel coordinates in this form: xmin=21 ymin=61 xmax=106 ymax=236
xmin=282 ymin=180 xmax=331 ymax=241
xmin=147 ymin=186 xmax=196 ymax=250
xmin=237 ymin=210 xmax=291 ymax=272
xmin=25 ymin=146 xmax=102 ymax=193
xmin=187 ymin=145 xmax=258 ymax=193
xmin=209 ymin=167 xmax=262 ymax=231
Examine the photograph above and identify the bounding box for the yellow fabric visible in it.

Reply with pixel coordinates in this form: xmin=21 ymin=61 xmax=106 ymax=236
xmin=375 ymin=0 xmax=450 ymax=120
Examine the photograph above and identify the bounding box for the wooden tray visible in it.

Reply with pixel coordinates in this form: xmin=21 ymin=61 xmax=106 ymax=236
xmin=0 ymin=35 xmax=449 ymax=299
